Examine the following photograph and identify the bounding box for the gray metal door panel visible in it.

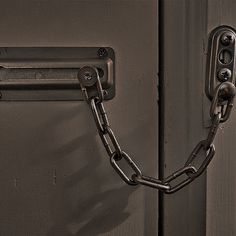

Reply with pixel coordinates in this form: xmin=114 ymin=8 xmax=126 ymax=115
xmin=0 ymin=1 xmax=158 ymax=235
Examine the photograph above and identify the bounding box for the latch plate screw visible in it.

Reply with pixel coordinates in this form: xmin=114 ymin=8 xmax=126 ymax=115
xmin=98 ymin=48 xmax=108 ymax=58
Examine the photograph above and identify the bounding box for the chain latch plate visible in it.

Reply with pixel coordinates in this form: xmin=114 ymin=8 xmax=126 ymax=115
xmin=0 ymin=47 xmax=115 ymax=101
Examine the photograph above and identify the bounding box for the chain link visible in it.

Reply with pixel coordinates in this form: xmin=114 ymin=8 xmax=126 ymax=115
xmin=78 ymin=67 xmax=236 ymax=194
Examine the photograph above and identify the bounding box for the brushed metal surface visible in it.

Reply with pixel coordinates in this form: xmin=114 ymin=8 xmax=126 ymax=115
xmin=0 ymin=0 xmax=158 ymax=235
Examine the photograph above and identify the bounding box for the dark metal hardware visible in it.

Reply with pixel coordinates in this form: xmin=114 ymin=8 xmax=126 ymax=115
xmin=210 ymin=81 xmax=236 ymax=122
xmin=132 ymin=174 xmax=170 ymax=191
xmin=218 ymin=68 xmax=232 ymax=82
xmin=77 ymin=26 xmax=236 ymax=194
xmin=206 ymin=26 xmax=236 ymax=100
xmin=110 ymin=151 xmax=142 ymax=186
xmin=78 ymin=60 xmax=236 ymax=193
xmin=162 ymin=166 xmax=197 ymax=194
xmin=0 ymin=47 xmax=115 ymax=101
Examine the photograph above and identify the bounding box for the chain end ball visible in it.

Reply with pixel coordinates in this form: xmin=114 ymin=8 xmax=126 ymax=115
xmin=218 ymin=81 xmax=236 ymax=101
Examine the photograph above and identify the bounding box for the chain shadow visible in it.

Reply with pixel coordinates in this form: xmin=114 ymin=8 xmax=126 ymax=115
xmin=47 ymin=144 xmax=138 ymax=236
xmin=46 ymin=104 xmax=139 ymax=236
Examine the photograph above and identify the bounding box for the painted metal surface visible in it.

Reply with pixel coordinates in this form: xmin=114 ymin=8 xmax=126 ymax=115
xmin=206 ymin=1 xmax=236 ymax=235
xmin=0 ymin=0 xmax=158 ymax=235
xmin=160 ymin=0 xmax=208 ymax=235
xmin=161 ymin=1 xmax=236 ymax=236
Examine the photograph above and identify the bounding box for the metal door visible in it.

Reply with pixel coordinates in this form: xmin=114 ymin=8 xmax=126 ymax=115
xmin=0 ymin=1 xmax=158 ymax=235
xmin=1 ymin=1 xmax=235 ymax=236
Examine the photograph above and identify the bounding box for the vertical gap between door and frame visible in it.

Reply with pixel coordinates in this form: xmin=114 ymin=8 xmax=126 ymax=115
xmin=158 ymin=0 xmax=164 ymax=235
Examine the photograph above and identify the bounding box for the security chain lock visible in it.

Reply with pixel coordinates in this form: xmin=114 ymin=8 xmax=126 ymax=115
xmin=78 ymin=26 xmax=236 ymax=194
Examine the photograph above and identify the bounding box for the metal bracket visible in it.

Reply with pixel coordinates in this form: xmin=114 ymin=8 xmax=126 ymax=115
xmin=206 ymin=26 xmax=236 ymax=100
xmin=0 ymin=47 xmax=115 ymax=101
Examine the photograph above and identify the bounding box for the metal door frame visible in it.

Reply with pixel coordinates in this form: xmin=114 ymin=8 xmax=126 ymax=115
xmin=159 ymin=1 xmax=208 ymax=235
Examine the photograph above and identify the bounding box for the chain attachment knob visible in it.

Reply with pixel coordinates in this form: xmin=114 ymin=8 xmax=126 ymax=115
xmin=78 ymin=66 xmax=99 ymax=87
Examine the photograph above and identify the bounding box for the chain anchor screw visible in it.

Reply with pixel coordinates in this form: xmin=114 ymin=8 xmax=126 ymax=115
xmin=218 ymin=68 xmax=232 ymax=82
xmin=78 ymin=66 xmax=99 ymax=87
xmin=221 ymin=32 xmax=235 ymax=46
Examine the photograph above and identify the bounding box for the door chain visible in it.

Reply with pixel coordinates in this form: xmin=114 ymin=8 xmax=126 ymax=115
xmin=78 ymin=66 xmax=236 ymax=194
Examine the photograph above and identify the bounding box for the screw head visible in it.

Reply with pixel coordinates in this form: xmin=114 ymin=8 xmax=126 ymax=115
xmin=221 ymin=32 xmax=235 ymax=46
xmin=98 ymin=48 xmax=108 ymax=58
xmin=78 ymin=66 xmax=99 ymax=87
xmin=218 ymin=68 xmax=232 ymax=82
